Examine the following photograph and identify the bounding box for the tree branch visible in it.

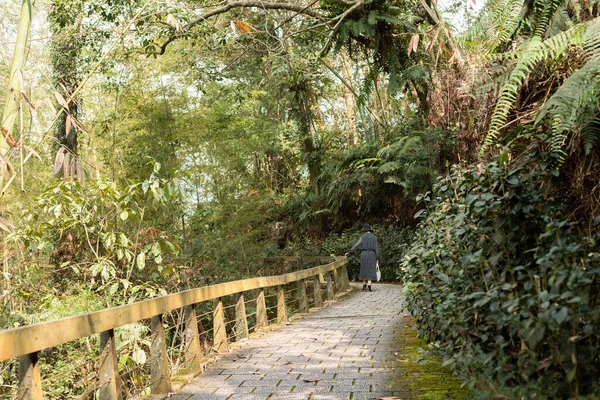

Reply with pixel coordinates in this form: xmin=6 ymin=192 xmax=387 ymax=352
xmin=317 ymin=0 xmax=365 ymax=58
xmin=158 ymin=1 xmax=322 ymax=55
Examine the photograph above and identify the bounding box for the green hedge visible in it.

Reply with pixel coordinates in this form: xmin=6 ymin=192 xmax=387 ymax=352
xmin=400 ymin=154 xmax=600 ymax=398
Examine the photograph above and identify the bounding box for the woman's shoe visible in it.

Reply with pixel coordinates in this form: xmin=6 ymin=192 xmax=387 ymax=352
xmin=368 ymin=285 xmax=372 ymax=292
xmin=362 ymin=284 xmax=367 ymax=291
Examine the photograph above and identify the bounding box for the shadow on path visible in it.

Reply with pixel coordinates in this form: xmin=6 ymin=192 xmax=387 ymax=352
xmin=167 ymin=283 xmax=466 ymax=400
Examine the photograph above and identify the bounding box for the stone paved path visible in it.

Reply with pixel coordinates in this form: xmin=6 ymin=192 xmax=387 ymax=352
xmin=170 ymin=283 xmax=413 ymax=400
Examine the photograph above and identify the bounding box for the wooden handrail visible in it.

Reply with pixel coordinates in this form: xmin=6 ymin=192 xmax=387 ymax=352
xmin=0 ymin=257 xmax=345 ymax=362
xmin=261 ymin=256 xmax=335 ymax=262
xmin=1 ymin=256 xmax=349 ymax=399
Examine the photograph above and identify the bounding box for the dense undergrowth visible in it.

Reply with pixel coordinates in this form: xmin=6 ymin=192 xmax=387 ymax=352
xmin=400 ymin=137 xmax=600 ymax=398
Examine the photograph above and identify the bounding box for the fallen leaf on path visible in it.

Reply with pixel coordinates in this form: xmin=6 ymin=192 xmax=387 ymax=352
xmin=302 ymin=379 xmax=321 ymax=383
xmin=411 ymin=372 xmax=421 ymax=377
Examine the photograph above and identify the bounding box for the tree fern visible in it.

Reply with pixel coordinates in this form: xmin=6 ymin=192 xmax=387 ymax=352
xmin=535 ymin=19 xmax=600 ymax=161
xmin=462 ymin=0 xmax=523 ymax=51
xmin=479 ymin=13 xmax=591 ymax=156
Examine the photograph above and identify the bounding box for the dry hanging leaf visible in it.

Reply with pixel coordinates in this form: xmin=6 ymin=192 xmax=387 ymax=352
xmin=63 ymin=151 xmax=71 ymax=180
xmin=0 ymin=216 xmax=15 ymax=233
xmin=67 ymin=114 xmax=77 ymax=136
xmin=20 ymin=91 xmax=36 ymax=110
xmin=53 ymin=148 xmax=67 ymax=174
xmin=234 ymin=20 xmax=254 ymax=35
xmin=25 ymin=146 xmax=43 ymax=162
xmin=476 ymin=162 xmax=484 ymax=176
xmin=76 ymin=160 xmax=85 ymax=183
xmin=70 ymin=157 xmax=77 ymax=180
xmin=54 ymin=91 xmax=68 ymax=109
xmin=2 ymin=127 xmax=17 ymax=147
xmin=408 ymin=33 xmax=419 ymax=56
xmin=66 ymin=114 xmax=72 ymax=137
xmin=166 ymin=14 xmax=181 ymax=31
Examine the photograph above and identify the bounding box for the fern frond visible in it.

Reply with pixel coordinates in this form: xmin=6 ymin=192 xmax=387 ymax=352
xmin=581 ymin=118 xmax=600 ymax=155
xmin=462 ymin=0 xmax=524 ymax=51
xmin=535 ymin=20 xmax=600 ymax=162
xmin=479 ymin=19 xmax=594 ymax=156
xmin=480 ymin=37 xmax=544 ymax=153
xmin=532 ymin=0 xmax=564 ymax=37
xmin=583 ymin=18 xmax=600 ymax=60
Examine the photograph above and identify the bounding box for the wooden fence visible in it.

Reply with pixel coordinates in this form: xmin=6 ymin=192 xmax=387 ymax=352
xmin=0 ymin=256 xmax=350 ymax=399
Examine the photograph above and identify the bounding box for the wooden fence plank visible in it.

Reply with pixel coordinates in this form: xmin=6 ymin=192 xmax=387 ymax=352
xmin=313 ymin=276 xmax=323 ymax=308
xmin=234 ymin=294 xmax=249 ymax=341
xmin=277 ymin=285 xmax=287 ymax=324
xmin=0 ymin=258 xmax=347 ymax=362
xmin=326 ymin=272 xmax=334 ymax=301
xmin=213 ymin=299 xmax=228 ymax=353
xmin=99 ymin=329 xmax=122 ymax=400
xmin=298 ymin=280 xmax=308 ymax=314
xmin=150 ymin=315 xmax=171 ymax=394
xmin=17 ymin=352 xmax=42 ymax=400
xmin=256 ymin=289 xmax=267 ymax=329
xmin=184 ymin=306 xmax=202 ymax=371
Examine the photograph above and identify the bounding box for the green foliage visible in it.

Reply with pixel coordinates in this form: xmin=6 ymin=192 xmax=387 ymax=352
xmin=320 ymin=0 xmax=429 ymax=107
xmin=536 ymin=19 xmax=600 ymax=160
xmin=9 ymin=165 xmax=180 ymax=305
xmin=292 ymin=125 xmax=453 ymax=230
xmin=461 ymin=0 xmax=523 ymax=50
xmin=400 ymin=150 xmax=600 ymax=398
xmin=185 ymin=189 xmax=282 ymax=283
xmin=480 ymin=20 xmax=590 ymax=155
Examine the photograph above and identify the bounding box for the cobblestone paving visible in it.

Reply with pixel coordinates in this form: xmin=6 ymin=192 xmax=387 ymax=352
xmin=170 ymin=283 xmax=412 ymax=400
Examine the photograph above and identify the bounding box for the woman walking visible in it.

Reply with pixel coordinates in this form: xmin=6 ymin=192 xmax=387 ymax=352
xmin=345 ymin=223 xmax=379 ymax=292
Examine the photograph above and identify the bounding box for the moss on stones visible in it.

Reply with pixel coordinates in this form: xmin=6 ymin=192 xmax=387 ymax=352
xmin=390 ymin=319 xmax=470 ymax=399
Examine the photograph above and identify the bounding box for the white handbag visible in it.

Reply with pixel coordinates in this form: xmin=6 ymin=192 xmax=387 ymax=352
xmin=376 ymin=261 xmax=381 ymax=282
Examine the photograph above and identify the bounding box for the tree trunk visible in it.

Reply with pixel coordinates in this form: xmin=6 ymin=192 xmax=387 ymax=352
xmin=0 ymin=0 xmax=32 ymax=192
xmin=340 ymin=53 xmax=358 ymax=146
xmin=49 ymin=3 xmax=83 ymax=179
xmin=293 ymin=81 xmax=321 ymax=195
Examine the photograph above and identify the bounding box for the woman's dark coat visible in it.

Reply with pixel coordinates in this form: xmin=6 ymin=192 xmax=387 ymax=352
xmin=348 ymin=232 xmax=379 ymax=281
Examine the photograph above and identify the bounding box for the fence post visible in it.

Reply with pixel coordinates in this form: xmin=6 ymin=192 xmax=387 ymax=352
xmin=341 ymin=263 xmax=350 ymax=290
xmin=297 ymin=280 xmax=308 ymax=313
xmin=333 ymin=268 xmax=340 ymax=294
xmin=17 ymin=352 xmax=42 ymax=400
xmin=326 ymin=272 xmax=334 ymax=301
xmin=184 ymin=306 xmax=203 ymax=371
xmin=313 ymin=275 xmax=323 ymax=308
xmin=99 ymin=329 xmax=122 ymax=400
xmin=150 ymin=315 xmax=172 ymax=394
xmin=277 ymin=285 xmax=288 ymax=324
xmin=235 ymin=293 xmax=249 ymax=341
xmin=256 ymin=288 xmax=268 ymax=329
xmin=213 ymin=298 xmax=229 ymax=353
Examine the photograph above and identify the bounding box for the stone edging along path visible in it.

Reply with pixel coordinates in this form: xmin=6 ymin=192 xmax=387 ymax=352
xmin=164 ymin=283 xmax=466 ymax=400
